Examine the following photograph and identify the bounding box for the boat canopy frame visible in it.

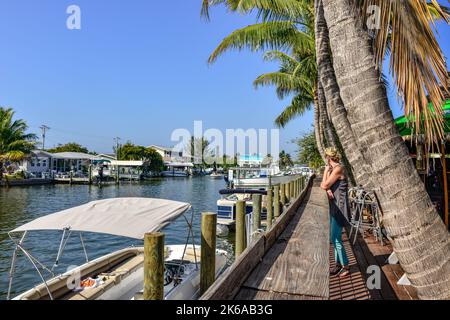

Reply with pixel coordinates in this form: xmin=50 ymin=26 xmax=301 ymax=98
xmin=6 ymin=198 xmax=198 ymax=300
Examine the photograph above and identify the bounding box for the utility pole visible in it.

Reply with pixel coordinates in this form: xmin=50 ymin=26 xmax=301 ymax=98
xmin=114 ymin=137 xmax=121 ymax=184
xmin=39 ymin=125 xmax=50 ymax=150
xmin=114 ymin=137 xmax=121 ymax=159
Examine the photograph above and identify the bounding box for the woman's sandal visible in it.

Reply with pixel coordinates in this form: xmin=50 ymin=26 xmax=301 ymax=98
xmin=338 ymin=266 xmax=350 ymax=278
xmin=329 ymin=264 xmax=342 ymax=276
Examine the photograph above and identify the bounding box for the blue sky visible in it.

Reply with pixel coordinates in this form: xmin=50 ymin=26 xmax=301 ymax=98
xmin=0 ymin=1 xmax=449 ymax=156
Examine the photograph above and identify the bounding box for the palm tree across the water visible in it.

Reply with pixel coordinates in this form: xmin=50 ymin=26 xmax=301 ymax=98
xmin=0 ymin=107 xmax=37 ymax=181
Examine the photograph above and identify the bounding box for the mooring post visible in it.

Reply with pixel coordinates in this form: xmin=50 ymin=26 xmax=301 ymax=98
xmin=201 ymin=212 xmax=217 ymax=295
xmin=280 ymin=183 xmax=286 ymax=208
xmin=293 ymin=178 xmax=297 ymax=197
xmin=285 ymin=182 xmax=290 ymax=204
xmin=235 ymin=200 xmax=246 ymax=257
xmin=274 ymin=185 xmax=280 ymax=219
xmin=88 ymin=165 xmax=92 ymax=185
xmin=69 ymin=170 xmax=73 ymax=185
xmin=143 ymin=232 xmax=165 ymax=300
xmin=289 ymin=181 xmax=294 ymax=202
xmin=266 ymin=187 xmax=273 ymax=229
xmin=252 ymin=194 xmax=262 ymax=237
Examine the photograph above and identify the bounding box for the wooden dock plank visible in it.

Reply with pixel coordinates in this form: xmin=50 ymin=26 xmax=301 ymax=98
xmin=235 ymin=288 xmax=324 ymax=300
xmin=240 ymin=180 xmax=330 ymax=299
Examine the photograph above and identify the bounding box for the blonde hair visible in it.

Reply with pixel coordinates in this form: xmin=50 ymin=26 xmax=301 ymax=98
xmin=325 ymin=147 xmax=341 ymax=162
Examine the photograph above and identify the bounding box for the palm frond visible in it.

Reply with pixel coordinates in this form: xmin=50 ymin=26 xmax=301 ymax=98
xmin=359 ymin=0 xmax=449 ymax=144
xmin=275 ymin=94 xmax=313 ymax=128
xmin=208 ymin=21 xmax=312 ymax=63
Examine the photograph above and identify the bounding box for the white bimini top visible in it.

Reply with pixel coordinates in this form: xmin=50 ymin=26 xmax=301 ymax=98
xmin=10 ymin=198 xmax=191 ymax=239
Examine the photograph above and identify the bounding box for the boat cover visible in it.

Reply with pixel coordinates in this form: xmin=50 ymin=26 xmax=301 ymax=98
xmin=10 ymin=198 xmax=191 ymax=239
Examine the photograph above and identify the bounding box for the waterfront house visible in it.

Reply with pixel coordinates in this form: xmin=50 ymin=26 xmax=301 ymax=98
xmin=17 ymin=150 xmax=53 ymax=178
xmin=149 ymin=145 xmax=194 ymax=176
xmin=50 ymin=152 xmax=104 ymax=175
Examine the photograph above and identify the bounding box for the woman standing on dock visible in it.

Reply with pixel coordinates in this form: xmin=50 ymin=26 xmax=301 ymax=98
xmin=320 ymin=147 xmax=350 ymax=278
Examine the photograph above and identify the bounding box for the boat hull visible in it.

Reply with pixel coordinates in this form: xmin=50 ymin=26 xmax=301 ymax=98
xmin=13 ymin=245 xmax=227 ymax=300
xmin=161 ymin=171 xmax=189 ymax=177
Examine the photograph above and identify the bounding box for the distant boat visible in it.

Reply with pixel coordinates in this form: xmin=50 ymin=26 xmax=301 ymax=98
xmin=210 ymin=172 xmax=223 ymax=179
xmin=216 ymin=189 xmax=268 ymax=236
xmin=161 ymin=170 xmax=189 ymax=177
xmin=162 ymin=162 xmax=193 ymax=177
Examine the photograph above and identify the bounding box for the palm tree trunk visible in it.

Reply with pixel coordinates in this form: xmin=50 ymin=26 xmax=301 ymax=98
xmin=315 ymin=0 xmax=373 ymax=189
xmin=322 ymin=0 xmax=450 ymax=299
xmin=0 ymin=162 xmax=3 ymax=185
xmin=318 ymin=81 xmax=335 ymax=148
xmin=314 ymin=90 xmax=326 ymax=160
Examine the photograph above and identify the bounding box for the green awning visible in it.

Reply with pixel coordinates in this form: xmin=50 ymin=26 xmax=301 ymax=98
xmin=394 ymin=100 xmax=450 ymax=136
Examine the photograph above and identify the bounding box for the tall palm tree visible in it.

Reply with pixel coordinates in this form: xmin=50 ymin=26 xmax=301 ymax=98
xmin=279 ymin=150 xmax=294 ymax=169
xmin=253 ymin=49 xmax=330 ymax=157
xmin=319 ymin=0 xmax=450 ymax=299
xmin=204 ymin=0 xmax=336 ymax=157
xmin=202 ymin=0 xmax=450 ymax=299
xmin=0 ymin=107 xmax=36 ymax=180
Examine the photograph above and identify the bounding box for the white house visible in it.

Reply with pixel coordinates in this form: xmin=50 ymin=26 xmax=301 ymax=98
xmin=50 ymin=152 xmax=103 ymax=174
xmin=17 ymin=150 xmax=53 ymax=177
xmin=149 ymin=145 xmax=194 ymax=176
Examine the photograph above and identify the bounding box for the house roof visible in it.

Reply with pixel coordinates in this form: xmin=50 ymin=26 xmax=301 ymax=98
xmin=51 ymin=152 xmax=101 ymax=160
xmin=109 ymin=160 xmax=145 ymax=166
xmin=30 ymin=150 xmax=54 ymax=158
xmin=149 ymin=145 xmax=174 ymax=152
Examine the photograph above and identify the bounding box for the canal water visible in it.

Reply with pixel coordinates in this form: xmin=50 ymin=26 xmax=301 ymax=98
xmin=0 ymin=177 xmax=234 ymax=299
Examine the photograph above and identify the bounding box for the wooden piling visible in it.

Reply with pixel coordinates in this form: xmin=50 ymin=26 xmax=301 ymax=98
xmin=285 ymin=182 xmax=290 ymax=203
xmin=294 ymin=178 xmax=297 ymax=197
xmin=69 ymin=171 xmax=73 ymax=185
xmin=274 ymin=185 xmax=280 ymax=219
xmin=252 ymin=194 xmax=262 ymax=236
xmin=266 ymin=187 xmax=273 ymax=229
xmin=235 ymin=200 xmax=246 ymax=257
xmin=289 ymin=181 xmax=294 ymax=201
xmin=88 ymin=165 xmax=92 ymax=185
xmin=143 ymin=232 xmax=165 ymax=300
xmin=201 ymin=212 xmax=217 ymax=295
xmin=280 ymin=184 xmax=286 ymax=207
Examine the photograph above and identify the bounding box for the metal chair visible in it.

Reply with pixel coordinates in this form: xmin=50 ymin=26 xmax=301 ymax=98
xmin=348 ymin=187 xmax=384 ymax=246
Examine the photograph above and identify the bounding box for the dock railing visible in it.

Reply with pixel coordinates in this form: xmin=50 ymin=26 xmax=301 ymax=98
xmin=200 ymin=174 xmax=315 ymax=300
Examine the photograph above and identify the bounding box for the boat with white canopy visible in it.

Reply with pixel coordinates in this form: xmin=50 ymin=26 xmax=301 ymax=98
xmin=6 ymin=197 xmax=227 ymax=300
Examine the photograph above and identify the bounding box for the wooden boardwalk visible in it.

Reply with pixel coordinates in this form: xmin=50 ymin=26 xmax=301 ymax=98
xmin=235 ymin=180 xmax=330 ymax=300
xmin=201 ymin=175 xmax=417 ymax=300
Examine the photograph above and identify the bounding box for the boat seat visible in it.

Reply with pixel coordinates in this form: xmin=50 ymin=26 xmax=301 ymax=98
xmin=181 ymin=247 xmax=201 ymax=263
xmin=17 ymin=248 xmax=142 ymax=300
xmin=66 ymin=254 xmax=145 ymax=300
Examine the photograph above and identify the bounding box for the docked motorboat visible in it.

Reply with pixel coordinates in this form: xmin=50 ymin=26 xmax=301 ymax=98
xmin=161 ymin=170 xmax=189 ymax=177
xmin=216 ymin=189 xmax=268 ymax=236
xmin=226 ymin=166 xmax=291 ymax=188
xmin=6 ymin=198 xmax=227 ymax=300
xmin=162 ymin=162 xmax=193 ymax=177
xmin=209 ymin=172 xmax=223 ymax=179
